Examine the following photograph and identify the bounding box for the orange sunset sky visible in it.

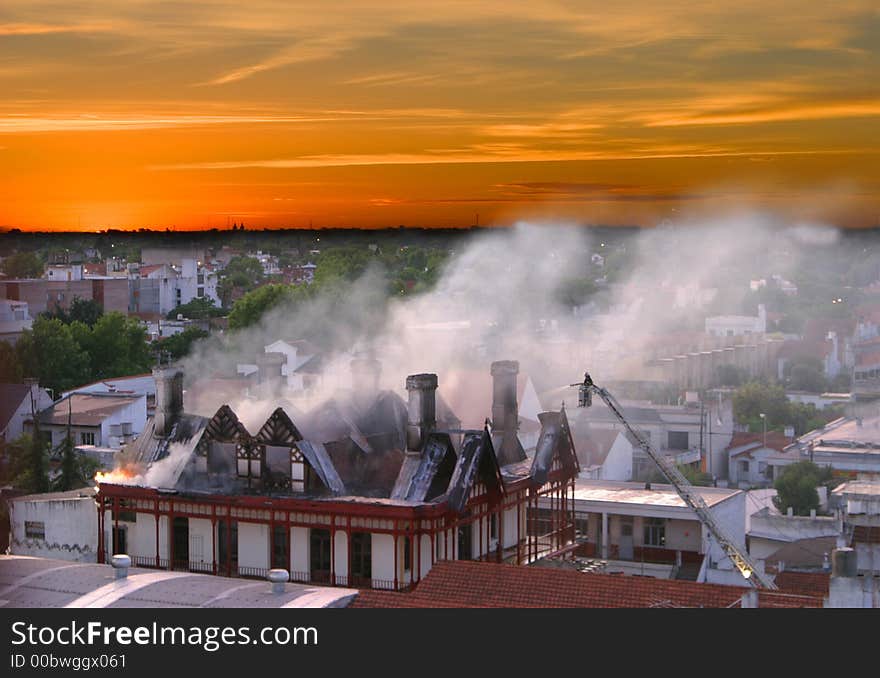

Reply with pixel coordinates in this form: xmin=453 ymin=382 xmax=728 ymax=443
xmin=1 ymin=1 xmax=879 ymax=231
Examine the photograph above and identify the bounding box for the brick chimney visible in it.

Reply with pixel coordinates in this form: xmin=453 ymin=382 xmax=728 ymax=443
xmin=405 ymin=373 xmax=437 ymax=453
xmin=491 ymin=360 xmax=519 ymax=433
xmin=153 ymin=367 xmax=184 ymax=437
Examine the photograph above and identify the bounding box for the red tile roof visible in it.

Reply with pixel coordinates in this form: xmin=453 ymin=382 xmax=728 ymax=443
xmin=349 ymin=561 xmax=824 ymax=608
xmin=727 ymin=431 xmax=794 ymax=455
xmin=773 ymin=571 xmax=830 ymax=598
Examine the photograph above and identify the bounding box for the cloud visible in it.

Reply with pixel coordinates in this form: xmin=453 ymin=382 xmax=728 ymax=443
xmin=151 ymin=147 xmax=862 ymax=171
xmin=641 ymin=99 xmax=880 ymax=127
xmin=0 ymin=22 xmax=116 ymax=36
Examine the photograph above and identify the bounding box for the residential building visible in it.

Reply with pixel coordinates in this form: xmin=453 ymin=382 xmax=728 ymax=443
xmin=727 ymin=431 xmax=797 ymax=488
xmin=555 ymin=479 xmax=749 ymax=586
xmin=0 ymin=299 xmax=33 ymax=344
xmin=92 ymin=362 xmax=579 ymax=591
xmin=747 ymin=506 xmax=841 ymax=570
xmin=788 ymin=415 xmax=880 ymax=479
xmin=830 ymin=480 xmax=880 ymax=574
xmin=705 ymin=304 xmax=767 ymax=338
xmin=0 ymin=381 xmax=54 ymax=443
xmin=129 ymin=259 xmax=220 ymax=316
xmin=27 ymin=392 xmax=147 ymax=450
xmin=0 ymin=277 xmax=128 ymax=316
xmin=572 ymin=393 xmax=734 ymax=481
xmin=571 ymin=427 xmax=634 ymax=481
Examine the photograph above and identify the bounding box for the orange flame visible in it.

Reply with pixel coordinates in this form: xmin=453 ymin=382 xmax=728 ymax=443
xmin=95 ymin=463 xmax=142 ymax=485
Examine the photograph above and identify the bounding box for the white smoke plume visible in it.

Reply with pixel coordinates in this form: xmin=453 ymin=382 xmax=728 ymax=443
xmin=178 ymin=214 xmax=845 ymax=424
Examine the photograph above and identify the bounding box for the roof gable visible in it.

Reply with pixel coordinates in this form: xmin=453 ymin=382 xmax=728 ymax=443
xmin=255 ymin=407 xmax=303 ymax=445
xmin=531 ymin=409 xmax=580 ymax=485
xmin=446 ymin=428 xmax=504 ymax=513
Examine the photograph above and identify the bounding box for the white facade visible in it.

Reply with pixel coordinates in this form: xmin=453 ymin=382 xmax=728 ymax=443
xmin=705 ymin=304 xmax=766 ymax=337
xmin=8 ymin=491 xmax=98 ymax=562
xmin=1 ymin=383 xmax=53 ymax=442
xmin=39 ymin=394 xmax=148 ymax=450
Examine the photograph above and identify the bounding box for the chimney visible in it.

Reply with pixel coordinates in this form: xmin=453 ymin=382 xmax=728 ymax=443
xmin=491 ymin=360 xmax=519 ymax=433
xmin=831 ymin=547 xmax=858 ymax=579
xmin=153 ymin=367 xmax=184 ymax=437
xmin=406 ymin=373 xmax=437 ymax=453
xmin=351 ymin=357 xmax=381 ymax=394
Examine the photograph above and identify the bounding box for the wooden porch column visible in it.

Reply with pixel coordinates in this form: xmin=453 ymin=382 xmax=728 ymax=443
xmin=154 ymin=499 xmax=160 ymax=569
xmin=96 ymin=500 xmax=105 ymax=564
xmin=330 ymin=516 xmax=336 ymax=586
xmin=393 ymin=519 xmax=399 ymax=590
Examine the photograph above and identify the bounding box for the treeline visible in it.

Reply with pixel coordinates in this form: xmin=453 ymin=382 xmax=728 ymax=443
xmin=0 ymin=299 xmax=152 ymax=395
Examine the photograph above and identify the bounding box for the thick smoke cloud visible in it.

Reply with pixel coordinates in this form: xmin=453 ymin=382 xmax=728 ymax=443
xmin=180 ymin=215 xmax=843 ymax=421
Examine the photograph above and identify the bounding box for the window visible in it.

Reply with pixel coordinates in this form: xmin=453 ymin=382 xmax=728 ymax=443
xmin=271 ymin=525 xmax=289 ymax=570
xmin=25 ymin=521 xmax=45 ymax=539
xmin=667 ymin=431 xmax=689 ymax=450
xmin=197 ymin=287 xmax=204 ymax=298
xmin=310 ymin=529 xmax=331 ymax=582
xmin=621 ymin=517 xmax=633 ymax=537
xmin=218 ymin=520 xmax=238 ymax=573
xmin=574 ymin=516 xmax=590 ymax=538
xmin=80 ymin=431 xmax=96 ymax=446
xmin=739 ymin=460 xmax=749 ymax=476
xmin=117 ymin=510 xmax=137 ymax=523
xmin=490 ymin=513 xmax=498 ymax=541
xmin=403 ymin=536 xmax=412 ymax=571
xmin=112 ymin=526 xmax=127 ymax=555
xmin=351 ymin=532 xmax=372 ymax=582
xmin=197 ymin=274 xmax=205 ymax=285
xmin=644 ymin=518 xmax=666 ymax=547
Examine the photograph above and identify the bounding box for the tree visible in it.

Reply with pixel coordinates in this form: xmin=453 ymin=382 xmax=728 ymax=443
xmin=773 ymin=461 xmax=833 ymax=516
xmin=217 ymin=256 xmax=265 ymax=306
xmin=1 ymin=251 xmax=43 ymax=278
xmin=0 ymin=340 xmax=22 ymax=382
xmin=14 ymin=317 xmax=90 ymax=395
xmin=155 ymin=326 xmax=209 ymax=360
xmin=81 ymin=313 xmax=153 ymax=380
xmin=733 ymin=381 xmax=789 ymax=432
xmin=44 ymin=297 xmax=104 ymax=326
xmin=166 ymin=297 xmax=224 ymax=320
xmin=228 ymin=284 xmax=308 ymax=330
xmin=716 ymin=364 xmax=747 ymax=388
xmin=312 ymin=247 xmax=374 ymax=287
xmin=6 ymin=433 xmax=48 ymax=493
xmin=785 ymin=356 xmax=827 ymax=393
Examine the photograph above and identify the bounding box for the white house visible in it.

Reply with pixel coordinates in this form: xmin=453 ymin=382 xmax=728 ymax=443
xmin=0 ymin=299 xmax=33 ymax=344
xmin=747 ymin=506 xmax=841 ymax=570
xmin=572 ymin=428 xmax=634 ymax=481
xmin=30 ymin=392 xmax=147 ymax=450
xmin=0 ymin=381 xmax=54 ymax=443
xmin=727 ymin=431 xmax=798 ymax=488
xmin=558 ymin=479 xmax=749 ymax=586
xmin=705 ymin=304 xmax=767 ymax=338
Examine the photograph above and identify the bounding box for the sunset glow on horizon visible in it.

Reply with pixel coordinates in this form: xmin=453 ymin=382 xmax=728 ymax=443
xmin=2 ymin=1 xmax=879 ymax=231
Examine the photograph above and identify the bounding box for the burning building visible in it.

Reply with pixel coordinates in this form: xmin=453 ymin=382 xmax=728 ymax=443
xmin=94 ymin=360 xmax=579 ymax=591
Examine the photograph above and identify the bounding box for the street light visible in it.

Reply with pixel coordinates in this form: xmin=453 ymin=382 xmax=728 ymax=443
xmin=759 ymin=413 xmax=767 ymax=448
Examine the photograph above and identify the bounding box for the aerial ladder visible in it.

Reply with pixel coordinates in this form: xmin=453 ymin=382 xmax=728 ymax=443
xmin=572 ymin=372 xmax=777 ymax=590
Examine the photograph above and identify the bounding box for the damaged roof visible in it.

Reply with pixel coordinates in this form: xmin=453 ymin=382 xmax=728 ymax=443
xmin=391 ymin=433 xmax=457 ymax=503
